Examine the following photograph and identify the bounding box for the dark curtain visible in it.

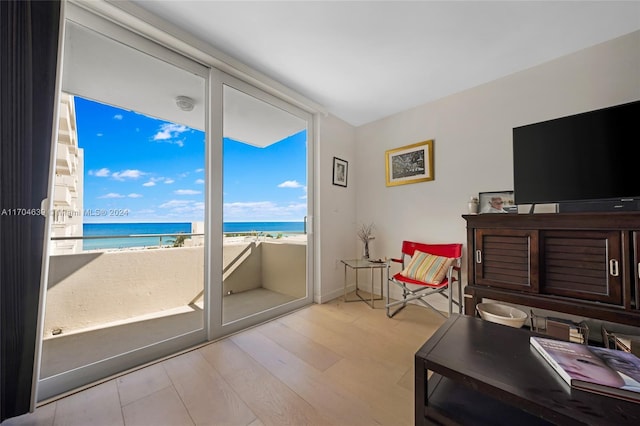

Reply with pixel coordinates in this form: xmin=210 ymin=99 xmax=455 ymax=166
xmin=0 ymin=0 xmax=61 ymax=421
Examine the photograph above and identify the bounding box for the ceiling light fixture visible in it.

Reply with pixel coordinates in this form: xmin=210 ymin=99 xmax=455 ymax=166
xmin=175 ymin=96 xmax=195 ymax=112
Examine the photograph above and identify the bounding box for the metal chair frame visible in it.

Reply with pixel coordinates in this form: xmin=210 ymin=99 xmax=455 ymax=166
xmin=386 ymin=241 xmax=463 ymax=318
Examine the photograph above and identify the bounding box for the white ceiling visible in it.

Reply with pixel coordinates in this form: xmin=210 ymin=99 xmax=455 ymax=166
xmin=63 ymin=17 xmax=305 ymax=146
xmin=132 ymin=1 xmax=640 ymax=127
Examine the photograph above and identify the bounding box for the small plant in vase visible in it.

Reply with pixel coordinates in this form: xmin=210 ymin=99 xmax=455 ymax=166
xmin=357 ymin=223 xmax=375 ymax=259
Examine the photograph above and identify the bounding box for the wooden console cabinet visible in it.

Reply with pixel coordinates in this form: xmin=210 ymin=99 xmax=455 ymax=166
xmin=463 ymin=212 xmax=640 ymax=326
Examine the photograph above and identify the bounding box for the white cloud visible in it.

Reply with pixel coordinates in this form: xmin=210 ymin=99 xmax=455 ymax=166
xmin=152 ymin=123 xmax=189 ymax=146
xmin=174 ymin=189 xmax=201 ymax=195
xmin=113 ymin=114 xmax=123 ymax=120
xmin=99 ymin=193 xmax=125 ymax=199
xmin=159 ymin=199 xmax=204 ymax=216
xmin=96 ymin=132 xmax=103 ymax=137
xmin=142 ymin=181 xmax=156 ymax=187
xmin=128 ymin=193 xmax=143 ymax=198
xmin=112 ymin=169 xmax=145 ymax=181
xmin=159 ymin=200 xmax=191 ymax=209
xmin=278 ymin=180 xmax=303 ymax=188
xmin=223 ymin=201 xmax=306 ymax=220
xmin=164 ymin=178 xmax=175 ymax=184
xmin=195 ymin=168 xmax=204 ymax=173
xmin=89 ymin=168 xmax=110 ymax=177
xmin=195 ymin=179 xmax=205 ymax=184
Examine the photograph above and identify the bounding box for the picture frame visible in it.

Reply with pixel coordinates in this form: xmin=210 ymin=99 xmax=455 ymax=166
xmin=478 ymin=190 xmax=516 ymax=214
xmin=385 ymin=140 xmax=434 ymax=187
xmin=332 ymin=157 xmax=348 ymax=187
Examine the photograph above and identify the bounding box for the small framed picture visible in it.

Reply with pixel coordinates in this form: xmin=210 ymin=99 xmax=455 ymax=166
xmin=385 ymin=140 xmax=434 ymax=187
xmin=479 ymin=191 xmax=516 ymax=214
xmin=333 ymin=157 xmax=348 ymax=187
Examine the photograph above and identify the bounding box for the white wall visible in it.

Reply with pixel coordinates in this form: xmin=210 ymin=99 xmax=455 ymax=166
xmin=344 ymin=31 xmax=640 ymax=309
xmin=316 ymin=114 xmax=358 ymax=302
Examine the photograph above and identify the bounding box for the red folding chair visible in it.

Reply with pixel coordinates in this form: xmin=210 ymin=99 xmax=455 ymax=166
xmin=386 ymin=241 xmax=463 ymax=318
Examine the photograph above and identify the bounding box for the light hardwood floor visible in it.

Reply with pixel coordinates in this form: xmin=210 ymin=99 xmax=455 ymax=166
xmin=5 ymin=297 xmax=446 ymax=426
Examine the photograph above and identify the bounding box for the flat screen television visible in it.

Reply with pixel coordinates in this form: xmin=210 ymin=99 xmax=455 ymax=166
xmin=513 ymin=100 xmax=640 ymax=210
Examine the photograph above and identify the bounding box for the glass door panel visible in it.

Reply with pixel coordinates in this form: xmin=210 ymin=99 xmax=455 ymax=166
xmin=38 ymin=16 xmax=208 ymax=401
xmin=220 ymin=84 xmax=311 ymax=326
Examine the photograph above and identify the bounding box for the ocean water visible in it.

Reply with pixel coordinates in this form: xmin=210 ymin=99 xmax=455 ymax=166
xmin=82 ymin=222 xmax=305 ymax=250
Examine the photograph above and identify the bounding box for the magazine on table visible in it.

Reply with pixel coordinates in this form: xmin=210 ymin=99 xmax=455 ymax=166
xmin=530 ymin=336 xmax=640 ymax=403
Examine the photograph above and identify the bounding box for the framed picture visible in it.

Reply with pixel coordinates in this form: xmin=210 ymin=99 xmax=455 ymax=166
xmin=385 ymin=140 xmax=434 ymax=187
xmin=479 ymin=191 xmax=516 ymax=214
xmin=332 ymin=157 xmax=348 ymax=187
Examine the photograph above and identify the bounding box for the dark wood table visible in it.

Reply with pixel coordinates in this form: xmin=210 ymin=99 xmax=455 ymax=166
xmin=415 ymin=314 xmax=640 ymax=425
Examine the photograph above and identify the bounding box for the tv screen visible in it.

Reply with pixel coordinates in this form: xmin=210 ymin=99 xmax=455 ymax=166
xmin=513 ymin=100 xmax=640 ymax=206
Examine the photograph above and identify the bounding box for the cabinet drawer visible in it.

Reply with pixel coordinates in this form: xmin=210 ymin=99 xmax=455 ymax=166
xmin=540 ymin=231 xmax=622 ymax=305
xmin=474 ymin=229 xmax=538 ymax=292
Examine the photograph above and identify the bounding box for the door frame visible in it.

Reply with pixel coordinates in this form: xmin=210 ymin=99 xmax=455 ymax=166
xmin=207 ymin=70 xmax=315 ymax=341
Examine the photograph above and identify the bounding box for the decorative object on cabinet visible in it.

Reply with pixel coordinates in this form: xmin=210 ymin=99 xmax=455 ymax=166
xmin=529 ymin=310 xmax=589 ymax=344
xmin=332 ymin=156 xmax=348 ymax=187
xmin=467 ymin=196 xmax=479 ymax=214
xmin=602 ymin=325 xmax=640 ymax=357
xmin=478 ymin=190 xmax=516 ymax=213
xmin=476 ymin=302 xmax=527 ymax=328
xmin=385 ymin=139 xmax=434 ymax=186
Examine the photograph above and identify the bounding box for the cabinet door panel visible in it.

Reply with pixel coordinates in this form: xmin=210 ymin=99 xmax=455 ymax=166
xmin=475 ymin=229 xmax=538 ymax=292
xmin=541 ymin=231 xmax=622 ymax=305
xmin=634 ymin=231 xmax=639 ymax=310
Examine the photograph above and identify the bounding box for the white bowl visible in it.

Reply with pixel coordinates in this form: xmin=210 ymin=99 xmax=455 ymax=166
xmin=476 ymin=303 xmax=527 ymax=328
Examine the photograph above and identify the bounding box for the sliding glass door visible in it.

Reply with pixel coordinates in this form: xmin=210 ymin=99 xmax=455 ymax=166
xmin=209 ymin=74 xmax=314 ymax=339
xmin=37 ymin=2 xmax=315 ymax=402
xmin=38 ymin=6 xmax=208 ymax=400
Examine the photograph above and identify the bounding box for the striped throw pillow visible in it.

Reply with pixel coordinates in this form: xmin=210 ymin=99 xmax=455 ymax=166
xmin=400 ymin=250 xmax=454 ymax=284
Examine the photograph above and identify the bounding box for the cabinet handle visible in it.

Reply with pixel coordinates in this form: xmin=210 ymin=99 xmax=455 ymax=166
xmin=475 ymin=250 xmax=482 ymax=264
xmin=638 ymin=262 xmax=640 ymax=279
xmin=609 ymin=259 xmax=619 ymax=277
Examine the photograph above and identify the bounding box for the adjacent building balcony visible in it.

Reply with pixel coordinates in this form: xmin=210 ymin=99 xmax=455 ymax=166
xmin=55 ymin=144 xmax=72 ymax=176
xmin=53 ymin=183 xmax=72 ymax=207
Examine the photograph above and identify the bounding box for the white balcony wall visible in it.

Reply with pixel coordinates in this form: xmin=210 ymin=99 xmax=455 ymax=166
xmin=262 ymin=241 xmax=306 ymax=299
xmin=223 ymin=241 xmax=306 ymax=297
xmin=44 ymin=241 xmax=306 ymax=336
xmin=45 ymin=247 xmax=205 ymax=336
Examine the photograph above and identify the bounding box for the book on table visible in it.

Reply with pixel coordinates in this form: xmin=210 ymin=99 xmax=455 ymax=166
xmin=530 ymin=336 xmax=640 ymax=403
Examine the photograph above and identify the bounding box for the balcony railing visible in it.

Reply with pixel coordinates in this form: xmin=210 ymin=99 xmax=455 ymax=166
xmin=51 ymin=232 xmax=205 ymax=250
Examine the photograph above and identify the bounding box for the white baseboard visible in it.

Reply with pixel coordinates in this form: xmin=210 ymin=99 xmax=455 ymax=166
xmin=315 ymin=284 xmax=356 ymax=304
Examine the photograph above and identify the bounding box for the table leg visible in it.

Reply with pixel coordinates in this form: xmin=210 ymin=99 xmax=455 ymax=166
xmin=370 ymin=267 xmax=374 ymax=306
xmin=415 ymin=355 xmax=427 ymax=425
xmin=343 ymin=263 xmax=347 ymax=302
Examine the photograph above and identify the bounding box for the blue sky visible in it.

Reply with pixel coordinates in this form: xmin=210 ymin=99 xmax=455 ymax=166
xmin=75 ymin=97 xmax=307 ymax=223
